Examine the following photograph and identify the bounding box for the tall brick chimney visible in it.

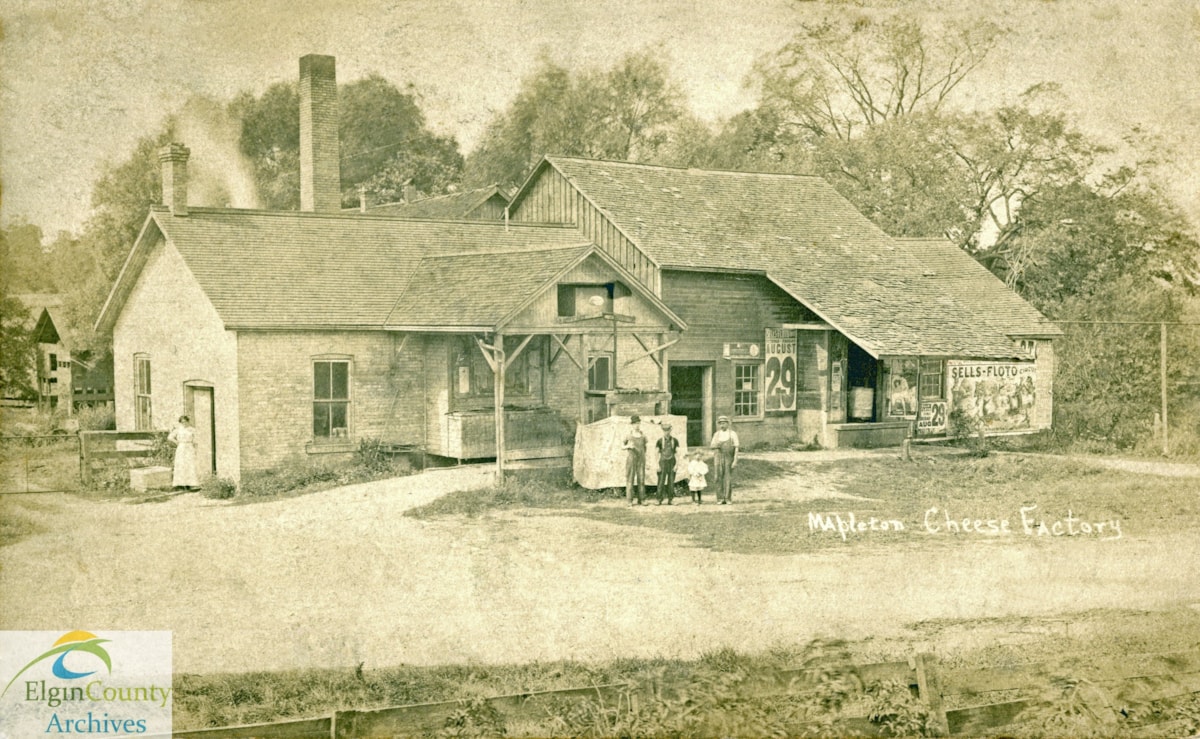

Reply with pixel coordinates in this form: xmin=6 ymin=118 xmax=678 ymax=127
xmin=299 ymin=54 xmax=341 ymax=212
xmin=159 ymin=143 xmax=190 ymax=216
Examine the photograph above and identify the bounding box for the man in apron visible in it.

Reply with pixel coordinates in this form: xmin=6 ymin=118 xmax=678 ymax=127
xmin=710 ymin=415 xmax=740 ymax=504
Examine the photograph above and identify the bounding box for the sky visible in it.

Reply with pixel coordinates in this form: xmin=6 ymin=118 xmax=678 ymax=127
xmin=2 ymin=0 xmax=1199 ymax=238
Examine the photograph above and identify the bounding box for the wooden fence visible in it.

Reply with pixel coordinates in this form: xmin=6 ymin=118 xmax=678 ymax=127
xmin=79 ymin=429 xmax=167 ymax=486
xmin=152 ymin=649 xmax=1200 ymax=737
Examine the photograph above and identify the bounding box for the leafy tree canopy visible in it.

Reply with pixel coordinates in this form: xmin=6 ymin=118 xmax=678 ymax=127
xmin=232 ymin=73 xmax=464 ymax=209
xmin=463 ymin=49 xmax=686 ymax=188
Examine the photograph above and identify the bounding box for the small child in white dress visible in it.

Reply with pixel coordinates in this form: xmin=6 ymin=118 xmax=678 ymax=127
xmin=686 ymin=451 xmax=708 ymax=505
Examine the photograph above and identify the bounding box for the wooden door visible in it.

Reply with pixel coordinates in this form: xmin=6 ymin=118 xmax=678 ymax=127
xmin=670 ymin=364 xmax=712 ymax=447
xmin=187 ymin=386 xmax=216 ymax=478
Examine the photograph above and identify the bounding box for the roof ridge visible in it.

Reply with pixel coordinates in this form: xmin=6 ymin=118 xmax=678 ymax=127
xmin=179 ymin=206 xmax=571 ymax=229
xmin=545 ymin=155 xmax=827 ymax=181
xmin=368 ymin=185 xmax=499 ymax=210
xmin=420 ymin=242 xmax=593 ymax=259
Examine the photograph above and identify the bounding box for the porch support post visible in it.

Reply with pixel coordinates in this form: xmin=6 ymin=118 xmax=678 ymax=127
xmin=494 ymin=332 xmax=506 ymax=481
xmin=659 ymin=332 xmax=669 ymax=415
xmin=579 ymin=335 xmax=589 ymax=425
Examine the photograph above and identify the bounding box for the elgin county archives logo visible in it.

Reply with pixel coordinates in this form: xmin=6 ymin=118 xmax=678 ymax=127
xmin=0 ymin=630 xmax=171 ymax=736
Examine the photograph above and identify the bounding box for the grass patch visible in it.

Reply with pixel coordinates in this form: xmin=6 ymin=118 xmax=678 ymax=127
xmin=579 ymin=453 xmax=1200 ymax=553
xmin=230 ymin=440 xmax=417 ymax=502
xmin=172 ymin=607 xmax=1200 ymax=736
xmin=0 ymin=437 xmax=81 ymax=493
xmin=404 ymin=453 xmax=1200 ymax=555
xmin=232 ymin=459 xmax=414 ymax=502
xmin=0 ymin=497 xmax=47 ymax=547
xmin=406 ymin=469 xmax=603 ymax=518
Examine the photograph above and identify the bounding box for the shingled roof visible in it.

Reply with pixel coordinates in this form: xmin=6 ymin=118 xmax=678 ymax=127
xmin=365 ymin=186 xmax=507 ymax=220
xmin=896 ymin=238 xmax=1061 ymax=339
xmin=97 ymin=207 xmax=591 ymax=331
xmin=522 ymin=156 xmax=1056 ymax=358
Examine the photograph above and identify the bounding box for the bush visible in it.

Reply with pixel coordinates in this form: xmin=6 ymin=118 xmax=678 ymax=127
xmin=203 ymin=477 xmax=238 ymax=500
xmin=76 ymin=404 xmax=115 ymax=431
xmin=234 ymin=442 xmax=414 ymax=500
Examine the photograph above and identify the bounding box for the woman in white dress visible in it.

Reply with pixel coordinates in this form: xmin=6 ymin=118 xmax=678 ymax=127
xmin=168 ymin=415 xmax=200 ymax=490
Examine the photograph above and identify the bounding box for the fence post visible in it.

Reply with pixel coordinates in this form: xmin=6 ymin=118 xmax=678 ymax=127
xmin=1160 ymin=322 xmax=1169 ymax=456
xmin=79 ymin=431 xmax=90 ymax=488
xmin=915 ymin=653 xmax=950 ymax=736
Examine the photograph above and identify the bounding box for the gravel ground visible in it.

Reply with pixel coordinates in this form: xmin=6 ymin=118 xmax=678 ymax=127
xmin=2 ymin=457 xmax=1198 ymax=674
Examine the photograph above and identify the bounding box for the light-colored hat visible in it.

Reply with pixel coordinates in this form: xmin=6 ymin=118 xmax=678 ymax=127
xmin=717 ymin=415 xmax=730 ymax=423
xmin=662 ymin=423 xmax=672 ymax=430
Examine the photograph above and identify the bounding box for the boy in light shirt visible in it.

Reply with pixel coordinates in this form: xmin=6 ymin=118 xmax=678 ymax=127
xmin=686 ymin=450 xmax=709 ymax=505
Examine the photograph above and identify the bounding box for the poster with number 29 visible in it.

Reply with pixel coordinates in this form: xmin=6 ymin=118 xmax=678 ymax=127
xmin=764 ymin=328 xmax=797 ymax=412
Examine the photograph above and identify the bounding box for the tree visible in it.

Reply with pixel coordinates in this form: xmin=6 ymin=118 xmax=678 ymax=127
xmin=0 ymin=287 xmax=34 ymax=399
xmin=807 ymin=112 xmax=976 ymax=240
xmin=754 ymin=13 xmax=998 ymax=141
xmin=232 ymin=74 xmax=464 ymax=208
xmin=230 ymin=82 xmax=299 ymax=210
xmin=0 ymin=221 xmax=55 ymax=293
xmin=598 ymin=50 xmax=686 ymax=161
xmin=463 ymin=49 xmax=686 ymax=188
xmin=362 ymin=134 xmax=464 ymax=204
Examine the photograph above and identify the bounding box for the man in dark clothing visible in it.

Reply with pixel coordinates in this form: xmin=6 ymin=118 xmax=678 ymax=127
xmin=623 ymin=415 xmax=647 ymax=505
xmin=655 ymin=423 xmax=680 ymax=505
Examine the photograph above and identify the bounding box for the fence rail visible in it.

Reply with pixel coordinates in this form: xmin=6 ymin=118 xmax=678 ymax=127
xmin=79 ymin=429 xmax=166 ymax=487
xmin=152 ymin=649 xmax=1200 ymax=737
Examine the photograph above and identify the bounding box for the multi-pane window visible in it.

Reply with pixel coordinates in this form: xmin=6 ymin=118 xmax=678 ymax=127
xmin=135 ymin=354 xmax=152 ymax=430
xmin=49 ymin=353 xmax=58 ymax=371
xmin=313 ymin=360 xmax=350 ymax=440
xmin=588 ymin=352 xmax=613 ymax=391
xmin=733 ymin=363 xmax=761 ymax=417
xmin=919 ymin=358 xmax=945 ymax=400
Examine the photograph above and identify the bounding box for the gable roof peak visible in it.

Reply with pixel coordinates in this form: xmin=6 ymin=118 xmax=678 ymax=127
xmin=543 ymin=154 xmax=826 ymax=182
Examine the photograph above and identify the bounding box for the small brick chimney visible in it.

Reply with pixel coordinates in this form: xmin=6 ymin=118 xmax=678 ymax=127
xmin=299 ymin=54 xmax=341 ymax=212
xmin=159 ymin=143 xmax=190 ymax=216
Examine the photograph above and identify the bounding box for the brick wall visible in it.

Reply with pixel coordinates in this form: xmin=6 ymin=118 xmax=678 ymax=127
xmin=236 ymin=331 xmax=424 ymax=472
xmin=299 ymin=54 xmax=341 ymax=213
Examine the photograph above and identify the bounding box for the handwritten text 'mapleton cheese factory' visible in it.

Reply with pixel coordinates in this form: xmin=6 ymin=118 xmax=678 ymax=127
xmin=808 ymin=505 xmax=1122 ymax=542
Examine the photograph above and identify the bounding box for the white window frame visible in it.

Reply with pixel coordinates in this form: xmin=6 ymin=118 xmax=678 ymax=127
xmin=588 ymin=351 xmax=614 ymax=391
xmin=134 ymin=354 xmax=152 ymax=430
xmin=733 ymin=361 xmax=762 ymax=418
xmin=313 ymin=357 xmax=352 ymax=442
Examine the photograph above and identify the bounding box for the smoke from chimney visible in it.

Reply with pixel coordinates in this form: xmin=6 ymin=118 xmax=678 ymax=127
xmin=300 ymin=54 xmax=341 ymax=212
xmin=175 ymin=96 xmax=262 ymax=211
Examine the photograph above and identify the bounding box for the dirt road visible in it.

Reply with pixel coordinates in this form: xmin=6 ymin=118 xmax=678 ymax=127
xmin=2 ymin=460 xmax=1197 ymax=674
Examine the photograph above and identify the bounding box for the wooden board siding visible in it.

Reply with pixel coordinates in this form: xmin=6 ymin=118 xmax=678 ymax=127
xmin=468 ymin=195 xmax=508 ymax=220
xmin=424 ymin=334 xmax=452 ymax=457
xmin=509 ymin=167 xmax=659 ymax=292
xmin=662 ymin=270 xmax=820 ymax=446
xmin=663 ymin=271 xmax=818 ymax=360
xmin=505 ymin=256 xmax=676 ymax=333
